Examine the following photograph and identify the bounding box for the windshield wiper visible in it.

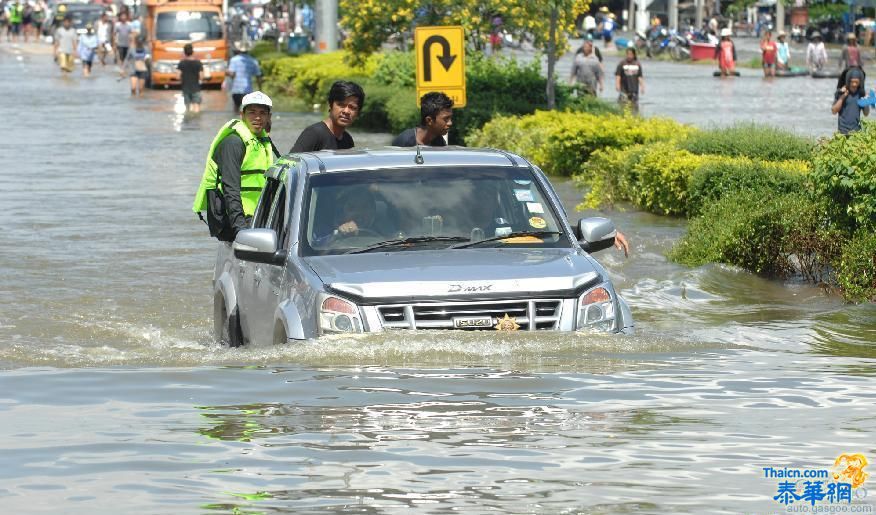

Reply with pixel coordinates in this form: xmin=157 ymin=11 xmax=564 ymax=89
xmin=450 ymin=230 xmax=564 ymax=249
xmin=345 ymin=236 xmax=469 ymax=254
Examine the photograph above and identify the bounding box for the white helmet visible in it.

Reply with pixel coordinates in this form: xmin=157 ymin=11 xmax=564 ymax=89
xmin=240 ymin=91 xmax=272 ymax=110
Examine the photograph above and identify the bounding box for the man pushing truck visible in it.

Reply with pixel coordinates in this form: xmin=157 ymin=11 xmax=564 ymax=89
xmin=143 ymin=0 xmax=228 ymax=88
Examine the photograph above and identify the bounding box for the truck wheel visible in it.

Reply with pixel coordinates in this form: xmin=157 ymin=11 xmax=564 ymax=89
xmin=273 ymin=323 xmax=287 ymax=345
xmin=214 ymin=295 xmax=243 ymax=347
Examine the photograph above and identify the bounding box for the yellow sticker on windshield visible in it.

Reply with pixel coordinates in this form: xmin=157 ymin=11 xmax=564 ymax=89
xmin=501 ymin=236 xmax=544 ymax=243
xmin=529 ymin=216 xmax=547 ymax=229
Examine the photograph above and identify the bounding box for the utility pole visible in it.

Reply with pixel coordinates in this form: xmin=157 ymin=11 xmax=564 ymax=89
xmin=669 ymin=0 xmax=678 ymax=31
xmin=315 ymin=0 xmax=337 ymax=53
xmin=776 ymin=0 xmax=785 ymax=35
xmin=546 ymin=4 xmax=558 ymax=110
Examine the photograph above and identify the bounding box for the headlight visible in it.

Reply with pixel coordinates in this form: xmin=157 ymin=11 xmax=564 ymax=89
xmin=154 ymin=60 xmax=177 ymax=73
xmin=576 ymin=284 xmax=616 ymax=332
xmin=204 ymin=59 xmax=227 ymax=72
xmin=319 ymin=294 xmax=363 ymax=334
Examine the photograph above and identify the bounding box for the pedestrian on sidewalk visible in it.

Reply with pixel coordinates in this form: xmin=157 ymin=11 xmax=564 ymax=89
xmin=761 ymin=31 xmax=777 ymax=77
xmin=832 ymin=67 xmax=869 ymax=134
xmin=600 ymin=12 xmax=616 ymax=49
xmin=121 ymin=36 xmax=148 ymax=96
xmin=53 ymin=16 xmax=77 ymax=74
xmin=227 ymin=41 xmax=262 ymax=112
xmin=716 ymin=28 xmax=737 ymax=76
xmin=115 ymin=11 xmax=132 ymax=63
xmin=806 ymin=33 xmax=828 ymax=73
xmin=8 ymin=0 xmax=22 ymax=43
xmin=776 ymin=32 xmax=790 ymax=71
xmin=615 ymin=45 xmax=644 ymax=114
xmin=391 ymin=91 xmax=453 ymax=147
xmin=570 ymin=40 xmax=603 ymax=96
xmin=96 ymin=12 xmax=113 ymax=66
xmin=177 ymin=43 xmax=204 ymax=113
xmin=290 ymin=80 xmax=364 ymax=152
xmin=78 ymin=23 xmax=98 ymax=77
xmin=840 ymin=33 xmax=862 ymax=70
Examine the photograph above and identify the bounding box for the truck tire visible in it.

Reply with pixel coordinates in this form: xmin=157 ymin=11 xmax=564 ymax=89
xmin=215 ymin=294 xmax=243 ymax=347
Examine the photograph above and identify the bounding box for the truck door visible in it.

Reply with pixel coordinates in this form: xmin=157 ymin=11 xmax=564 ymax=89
xmin=245 ymin=181 xmax=289 ymax=344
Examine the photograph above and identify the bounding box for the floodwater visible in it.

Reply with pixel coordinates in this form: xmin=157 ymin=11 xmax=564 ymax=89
xmin=1 ymin=43 xmax=874 ymax=514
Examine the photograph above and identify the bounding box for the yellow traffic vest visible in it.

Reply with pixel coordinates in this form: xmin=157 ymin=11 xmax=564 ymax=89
xmin=192 ymin=119 xmax=274 ymax=216
xmin=9 ymin=4 xmax=23 ymax=24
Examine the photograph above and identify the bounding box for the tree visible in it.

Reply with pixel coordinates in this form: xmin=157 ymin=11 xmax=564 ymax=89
xmin=339 ymin=0 xmax=591 ymax=100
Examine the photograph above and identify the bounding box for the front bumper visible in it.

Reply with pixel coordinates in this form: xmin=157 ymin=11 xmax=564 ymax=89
xmin=352 ymin=296 xmax=633 ymax=334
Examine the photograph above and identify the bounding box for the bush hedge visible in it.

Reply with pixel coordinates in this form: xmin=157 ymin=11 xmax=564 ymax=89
xmin=810 ymin=122 xmax=876 ymax=231
xmin=260 ymin=51 xmax=381 ymax=107
xmin=686 ymin=159 xmax=810 ymax=217
xmin=469 ymin=111 xmax=694 ymax=176
xmin=669 ymin=191 xmax=842 ymax=281
xmin=680 ymin=123 xmax=815 ymax=162
xmin=836 ymin=230 xmax=876 ymax=302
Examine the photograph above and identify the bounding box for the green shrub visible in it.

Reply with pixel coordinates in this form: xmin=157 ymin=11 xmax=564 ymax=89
xmin=356 ymin=79 xmax=419 ymax=134
xmin=810 ymin=122 xmax=876 ymax=231
xmin=623 ymin=142 xmax=711 ymax=215
xmin=680 ymin=123 xmax=815 ymax=162
xmin=250 ymin=40 xmax=288 ymax=63
xmin=670 ymin=191 xmax=842 ymax=280
xmin=556 ymin=88 xmax=622 ymax=116
xmin=469 ymin=111 xmax=694 ymax=176
xmin=575 ymin=144 xmax=645 ymax=210
xmin=836 ymin=230 xmax=876 ymax=302
xmin=580 ymin=142 xmax=713 ymax=215
xmin=686 ymin=158 xmax=811 ymax=216
xmin=451 ymin=54 xmax=549 ymax=144
xmin=371 ymin=51 xmax=415 ymax=88
xmin=261 ymin=51 xmax=381 ymax=106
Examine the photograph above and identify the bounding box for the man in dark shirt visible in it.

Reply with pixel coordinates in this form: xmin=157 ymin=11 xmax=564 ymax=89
xmin=290 ymin=80 xmax=365 ymax=152
xmin=615 ymin=47 xmax=645 ymax=114
xmin=391 ymin=91 xmax=453 ymax=147
xmin=177 ymin=43 xmax=203 ymax=113
xmin=215 ymin=92 xmax=275 ymax=236
xmin=832 ymin=67 xmax=869 ymax=134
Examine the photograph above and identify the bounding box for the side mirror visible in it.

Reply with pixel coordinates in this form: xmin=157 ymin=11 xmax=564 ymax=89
xmin=575 ymin=217 xmax=617 ymax=253
xmin=233 ymin=228 xmax=287 ymax=266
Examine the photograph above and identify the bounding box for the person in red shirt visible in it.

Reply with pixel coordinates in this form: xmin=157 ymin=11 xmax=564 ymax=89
xmin=761 ymin=31 xmax=778 ymax=77
xmin=716 ymin=28 xmax=737 ymax=76
xmin=840 ymin=33 xmax=862 ymax=70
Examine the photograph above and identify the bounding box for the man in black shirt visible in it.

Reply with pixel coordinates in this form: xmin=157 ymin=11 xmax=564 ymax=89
xmin=615 ymin=47 xmax=645 ymax=114
xmin=391 ymin=91 xmax=453 ymax=147
xmin=177 ymin=43 xmax=203 ymax=113
xmin=290 ymin=80 xmax=364 ymax=152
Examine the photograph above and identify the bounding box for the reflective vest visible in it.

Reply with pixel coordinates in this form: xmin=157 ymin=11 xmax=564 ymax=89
xmin=192 ymin=119 xmax=273 ymax=216
xmin=9 ymin=4 xmax=23 ymax=23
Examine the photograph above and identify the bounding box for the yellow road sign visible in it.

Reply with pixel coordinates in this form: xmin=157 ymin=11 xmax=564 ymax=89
xmin=415 ymin=25 xmax=466 ymax=108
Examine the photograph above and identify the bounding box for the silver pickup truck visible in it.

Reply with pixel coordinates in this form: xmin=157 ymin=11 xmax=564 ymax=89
xmin=214 ymin=147 xmax=634 ymax=346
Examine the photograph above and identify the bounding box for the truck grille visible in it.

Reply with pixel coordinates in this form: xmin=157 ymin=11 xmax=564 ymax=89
xmin=377 ymin=300 xmax=562 ymax=331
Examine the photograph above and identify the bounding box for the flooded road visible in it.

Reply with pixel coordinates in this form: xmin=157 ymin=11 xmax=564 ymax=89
xmin=1 ymin=43 xmax=874 ymax=513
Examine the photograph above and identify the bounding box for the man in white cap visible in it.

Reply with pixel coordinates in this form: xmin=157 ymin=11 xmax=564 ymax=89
xmin=193 ymin=91 xmax=278 ymax=240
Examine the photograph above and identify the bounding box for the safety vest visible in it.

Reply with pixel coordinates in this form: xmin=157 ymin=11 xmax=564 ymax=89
xmin=192 ymin=119 xmax=274 ymax=216
xmin=9 ymin=4 xmax=23 ymax=24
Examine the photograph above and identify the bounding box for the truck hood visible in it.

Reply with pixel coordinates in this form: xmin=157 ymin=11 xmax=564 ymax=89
xmin=304 ymin=249 xmax=600 ymax=301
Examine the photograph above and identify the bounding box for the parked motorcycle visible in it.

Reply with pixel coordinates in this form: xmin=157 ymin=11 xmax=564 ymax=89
xmin=669 ymin=32 xmax=690 ymax=61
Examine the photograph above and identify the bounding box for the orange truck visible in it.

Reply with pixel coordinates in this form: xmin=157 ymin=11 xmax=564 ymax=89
xmin=144 ymin=0 xmax=228 ymax=88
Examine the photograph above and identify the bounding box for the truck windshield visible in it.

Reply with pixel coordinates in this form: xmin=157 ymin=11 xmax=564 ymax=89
xmin=301 ymin=166 xmax=570 ymax=256
xmin=156 ymin=11 xmax=222 ymax=41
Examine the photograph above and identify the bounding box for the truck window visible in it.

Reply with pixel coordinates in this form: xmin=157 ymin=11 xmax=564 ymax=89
xmin=155 ymin=11 xmax=222 ymax=41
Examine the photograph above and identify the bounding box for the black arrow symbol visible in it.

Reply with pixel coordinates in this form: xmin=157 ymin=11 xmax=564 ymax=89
xmin=422 ymin=34 xmax=457 ymax=82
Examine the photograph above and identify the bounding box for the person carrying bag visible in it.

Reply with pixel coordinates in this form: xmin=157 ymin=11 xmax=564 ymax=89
xmin=193 ymin=91 xmax=278 ymax=241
